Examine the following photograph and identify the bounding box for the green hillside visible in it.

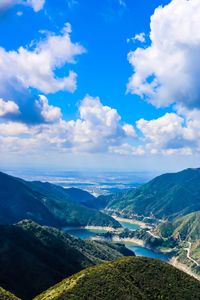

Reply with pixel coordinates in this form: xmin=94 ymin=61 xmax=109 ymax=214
xmin=191 ymin=241 xmax=200 ymax=263
xmin=0 ymin=287 xmax=20 ymax=300
xmin=35 ymin=256 xmax=200 ymax=300
xmin=0 ymin=171 xmax=120 ymax=228
xmin=159 ymin=211 xmax=200 ymax=241
xmin=29 ymin=182 xmax=95 ymax=206
xmin=103 ymin=168 xmax=200 ymax=220
xmin=0 ymin=171 xmax=60 ymax=227
xmin=0 ymin=220 xmax=133 ymax=300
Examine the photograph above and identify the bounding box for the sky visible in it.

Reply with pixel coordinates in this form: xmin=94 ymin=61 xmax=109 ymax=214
xmin=0 ymin=0 xmax=200 ymax=173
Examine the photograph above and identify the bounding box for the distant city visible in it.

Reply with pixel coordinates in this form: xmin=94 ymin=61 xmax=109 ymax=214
xmin=3 ymin=169 xmax=159 ymax=196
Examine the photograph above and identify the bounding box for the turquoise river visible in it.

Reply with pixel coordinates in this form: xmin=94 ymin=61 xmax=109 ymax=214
xmin=64 ymin=221 xmax=169 ymax=262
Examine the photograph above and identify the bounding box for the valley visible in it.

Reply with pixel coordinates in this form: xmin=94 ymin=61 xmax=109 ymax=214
xmin=1 ymin=1 xmax=200 ymax=298
xmin=0 ymin=168 xmax=200 ymax=299
xmin=64 ymin=219 xmax=169 ymax=262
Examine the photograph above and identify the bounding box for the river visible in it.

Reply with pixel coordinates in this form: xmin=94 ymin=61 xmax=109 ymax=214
xmin=64 ymin=222 xmax=169 ymax=262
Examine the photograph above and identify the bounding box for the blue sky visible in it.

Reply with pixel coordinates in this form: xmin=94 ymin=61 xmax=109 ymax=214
xmin=0 ymin=0 xmax=200 ymax=172
xmin=0 ymin=0 xmax=169 ymax=122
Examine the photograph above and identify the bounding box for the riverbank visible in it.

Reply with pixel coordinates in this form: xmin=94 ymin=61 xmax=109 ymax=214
xmin=93 ymin=234 xmax=200 ymax=280
xmin=112 ymin=215 xmax=151 ymax=229
xmin=91 ymin=235 xmax=145 ymax=246
xmin=84 ymin=225 xmax=118 ymax=232
xmin=64 ymin=225 xmax=119 ymax=232
xmin=64 ymin=224 xmax=200 ymax=281
xmin=113 ymin=237 xmax=145 ymax=246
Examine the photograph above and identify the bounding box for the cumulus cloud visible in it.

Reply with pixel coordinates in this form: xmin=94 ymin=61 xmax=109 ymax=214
xmin=2 ymin=93 xmax=199 ymax=157
xmin=127 ymin=0 xmax=200 ymax=109
xmin=36 ymin=95 xmax=62 ymax=123
xmin=0 ymin=87 xmax=63 ymax=125
xmin=136 ymin=110 xmax=200 ymax=155
xmin=0 ymin=95 xmax=136 ymax=154
xmin=0 ymin=0 xmax=45 ymax=12
xmin=0 ymin=23 xmax=85 ymax=94
xmin=1 ymin=94 xmax=199 ymax=157
xmin=0 ymin=98 xmax=19 ymax=117
xmin=0 ymin=23 xmax=85 ymax=126
xmin=59 ymin=95 xmax=136 ymax=152
xmin=0 ymin=122 xmax=29 ymax=136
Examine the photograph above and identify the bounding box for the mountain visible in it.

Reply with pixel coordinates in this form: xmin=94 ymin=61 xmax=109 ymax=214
xmin=191 ymin=240 xmax=200 ymax=264
xmin=103 ymin=168 xmax=200 ymax=220
xmin=0 ymin=220 xmax=133 ymax=300
xmin=29 ymin=182 xmax=96 ymax=206
xmin=35 ymin=256 xmax=200 ymax=300
xmin=0 ymin=171 xmax=121 ymax=228
xmin=0 ymin=171 xmax=60 ymax=227
xmin=158 ymin=211 xmax=200 ymax=241
xmin=60 ymin=187 xmax=96 ymax=205
xmin=0 ymin=287 xmax=19 ymax=300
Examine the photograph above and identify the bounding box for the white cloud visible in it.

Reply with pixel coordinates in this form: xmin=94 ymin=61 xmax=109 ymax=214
xmin=0 ymin=0 xmax=45 ymax=12
xmin=127 ymin=32 xmax=145 ymax=44
xmin=137 ymin=113 xmax=184 ymax=145
xmin=122 ymin=124 xmax=136 ymax=137
xmin=126 ymin=0 xmax=200 ymax=156
xmin=36 ymin=95 xmax=62 ymax=123
xmin=0 ymin=122 xmax=29 ymax=135
xmin=0 ymin=98 xmax=19 ymax=117
xmin=2 ymin=94 xmax=199 ymax=157
xmin=1 ymin=97 xmax=199 ymax=157
xmin=0 ymin=23 xmax=85 ymax=94
xmin=26 ymin=0 xmax=45 ymax=12
xmin=0 ymin=95 xmax=136 ymax=154
xmin=110 ymin=143 xmax=145 ymax=156
xmin=127 ymin=0 xmax=200 ymax=109
xmin=136 ymin=110 xmax=200 ymax=155
xmin=62 ymin=95 xmax=136 ymax=152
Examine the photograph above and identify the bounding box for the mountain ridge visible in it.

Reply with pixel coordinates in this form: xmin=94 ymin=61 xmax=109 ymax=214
xmin=0 ymin=220 xmax=133 ymax=299
xmin=101 ymin=168 xmax=200 ymax=220
xmin=34 ymin=256 xmax=200 ymax=300
xmin=0 ymin=171 xmax=120 ymax=228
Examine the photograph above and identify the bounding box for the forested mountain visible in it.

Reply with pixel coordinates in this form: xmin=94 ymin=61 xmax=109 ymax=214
xmin=158 ymin=211 xmax=200 ymax=241
xmin=0 ymin=220 xmax=133 ymax=299
xmin=35 ymin=256 xmax=200 ymax=300
xmin=0 ymin=171 xmax=120 ymax=228
xmin=102 ymin=168 xmax=200 ymax=220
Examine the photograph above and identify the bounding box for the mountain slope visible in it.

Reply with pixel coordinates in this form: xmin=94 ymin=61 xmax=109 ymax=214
xmin=0 ymin=171 xmax=61 ymax=227
xmin=28 ymin=182 xmax=95 ymax=205
xmin=35 ymin=256 xmax=200 ymax=300
xmin=0 ymin=220 xmax=133 ymax=300
xmin=60 ymin=187 xmax=96 ymax=205
xmin=159 ymin=211 xmax=200 ymax=241
xmin=104 ymin=168 xmax=200 ymax=220
xmin=0 ymin=171 xmax=120 ymax=228
xmin=191 ymin=240 xmax=200 ymax=263
xmin=28 ymin=180 xmax=120 ymax=228
xmin=0 ymin=287 xmax=20 ymax=300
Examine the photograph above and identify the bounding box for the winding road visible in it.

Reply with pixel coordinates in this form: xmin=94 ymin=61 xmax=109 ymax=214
xmin=184 ymin=242 xmax=199 ymax=267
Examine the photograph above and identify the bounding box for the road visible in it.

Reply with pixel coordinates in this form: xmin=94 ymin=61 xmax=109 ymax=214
xmin=184 ymin=242 xmax=199 ymax=267
xmin=147 ymin=230 xmax=160 ymax=239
